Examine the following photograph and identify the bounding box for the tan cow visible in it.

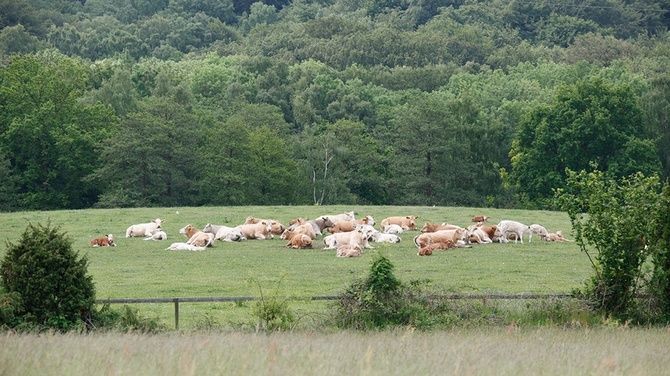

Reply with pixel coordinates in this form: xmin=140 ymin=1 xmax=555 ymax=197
xmin=546 ymin=231 xmax=570 ymax=242
xmin=236 ymin=221 xmax=273 ymax=240
xmin=244 ymin=217 xmax=285 ymax=236
xmin=414 ymin=229 xmax=467 ymax=249
xmin=281 ymin=224 xmax=316 ymax=241
xmin=327 ymin=220 xmax=357 ymax=234
xmin=467 ymin=225 xmax=493 ymax=244
xmin=323 ymin=228 xmax=372 ymax=250
xmin=286 ymin=234 xmax=313 ymax=249
xmin=180 ymin=224 xmax=215 ymax=247
xmin=355 ymin=215 xmax=375 ymax=226
xmin=381 ymin=216 xmax=418 ymax=231
xmin=336 ymin=244 xmax=362 ymax=257
xmin=420 ymin=222 xmax=463 ymax=233
xmin=477 ymin=225 xmax=497 ymax=239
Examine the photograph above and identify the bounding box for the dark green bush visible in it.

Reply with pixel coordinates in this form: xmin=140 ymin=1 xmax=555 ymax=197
xmin=0 ymin=223 xmax=95 ymax=331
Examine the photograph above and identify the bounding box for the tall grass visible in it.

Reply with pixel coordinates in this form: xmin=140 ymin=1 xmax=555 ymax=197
xmin=1 ymin=328 xmax=669 ymax=375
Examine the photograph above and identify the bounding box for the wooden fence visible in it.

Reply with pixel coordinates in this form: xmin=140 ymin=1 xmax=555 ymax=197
xmin=96 ymin=293 xmax=574 ymax=330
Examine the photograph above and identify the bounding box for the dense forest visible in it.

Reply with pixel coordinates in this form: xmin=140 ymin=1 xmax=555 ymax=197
xmin=0 ymin=0 xmax=669 ymax=210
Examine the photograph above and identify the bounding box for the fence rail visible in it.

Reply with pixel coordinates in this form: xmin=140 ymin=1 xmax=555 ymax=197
xmin=96 ymin=293 xmax=574 ymax=330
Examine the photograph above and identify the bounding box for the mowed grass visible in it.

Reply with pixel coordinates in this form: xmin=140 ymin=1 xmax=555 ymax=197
xmin=2 ymin=328 xmax=670 ymax=375
xmin=0 ymin=205 xmax=591 ymax=328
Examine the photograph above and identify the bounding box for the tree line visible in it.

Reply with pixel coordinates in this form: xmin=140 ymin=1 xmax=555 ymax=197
xmin=0 ymin=0 xmax=669 ymax=210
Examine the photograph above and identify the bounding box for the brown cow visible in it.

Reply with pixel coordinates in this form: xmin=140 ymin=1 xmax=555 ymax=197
xmin=471 ymin=215 xmax=489 ymax=224
xmin=90 ymin=234 xmax=116 ymax=247
xmin=418 ymin=246 xmax=433 ymax=256
xmin=380 ymin=216 xmax=418 ymax=231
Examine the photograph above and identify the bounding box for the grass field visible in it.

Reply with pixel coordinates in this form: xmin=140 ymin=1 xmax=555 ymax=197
xmin=0 ymin=205 xmax=591 ymax=329
xmin=2 ymin=328 xmax=669 ymax=375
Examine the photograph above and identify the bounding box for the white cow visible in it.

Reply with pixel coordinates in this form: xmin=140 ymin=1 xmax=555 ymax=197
xmin=319 ymin=211 xmax=355 ymax=225
xmin=323 ymin=226 xmax=374 ymax=250
xmin=202 ymin=223 xmax=245 ymax=242
xmin=495 ymin=220 xmax=531 ymax=244
xmin=143 ymin=230 xmax=167 ymax=241
xmin=529 ymin=224 xmax=549 ymax=242
xmin=369 ymin=231 xmax=401 ymax=244
xmin=165 ymin=242 xmax=206 ymax=251
xmin=126 ymin=218 xmax=162 ymax=238
xmin=383 ymin=224 xmax=405 ymax=234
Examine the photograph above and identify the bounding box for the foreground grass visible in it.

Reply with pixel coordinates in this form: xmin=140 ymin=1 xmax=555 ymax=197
xmin=1 ymin=328 xmax=669 ymax=375
xmin=0 ymin=205 xmax=590 ymax=328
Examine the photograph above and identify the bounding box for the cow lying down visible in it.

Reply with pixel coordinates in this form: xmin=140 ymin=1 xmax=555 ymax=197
xmin=202 ymin=223 xmax=245 ymax=242
xmin=323 ymin=226 xmax=375 ymax=250
xmin=165 ymin=242 xmax=206 ymax=251
xmin=336 ymin=244 xmax=362 ymax=257
xmin=90 ymin=234 xmax=116 ymax=247
xmin=144 ymin=230 xmax=167 ymax=241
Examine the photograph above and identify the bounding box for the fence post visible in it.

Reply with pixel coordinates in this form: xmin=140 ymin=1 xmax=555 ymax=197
xmin=174 ymin=298 xmax=179 ymax=330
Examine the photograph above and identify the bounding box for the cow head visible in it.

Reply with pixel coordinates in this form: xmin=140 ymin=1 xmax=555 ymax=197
xmin=153 ymin=218 xmax=163 ymax=228
xmin=405 ymin=216 xmax=418 ymax=229
xmin=269 ymin=220 xmax=285 ymax=235
xmin=179 ymin=224 xmax=197 ymax=238
xmin=420 ymin=222 xmax=436 ymax=233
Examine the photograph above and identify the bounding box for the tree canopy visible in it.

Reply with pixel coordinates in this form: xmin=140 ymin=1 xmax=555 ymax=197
xmin=0 ymin=0 xmax=668 ymax=209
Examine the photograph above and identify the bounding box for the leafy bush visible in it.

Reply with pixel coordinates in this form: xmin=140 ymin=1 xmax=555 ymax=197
xmin=557 ymin=170 xmax=662 ymax=321
xmin=251 ymin=285 xmax=295 ymax=332
xmin=0 ymin=223 xmax=95 ymax=331
xmin=335 ymin=254 xmax=439 ymax=330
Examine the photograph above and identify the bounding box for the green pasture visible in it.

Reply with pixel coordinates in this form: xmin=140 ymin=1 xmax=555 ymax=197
xmin=0 ymin=206 xmax=591 ymax=329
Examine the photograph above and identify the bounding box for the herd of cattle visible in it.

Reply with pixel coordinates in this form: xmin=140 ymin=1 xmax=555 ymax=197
xmin=90 ymin=212 xmax=569 ymax=257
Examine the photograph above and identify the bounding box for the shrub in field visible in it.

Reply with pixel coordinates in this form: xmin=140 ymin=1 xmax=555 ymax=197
xmin=557 ymin=170 xmax=662 ymax=321
xmin=335 ymin=255 xmax=442 ymax=330
xmin=0 ymin=223 xmax=96 ymax=331
xmin=251 ymin=285 xmax=295 ymax=332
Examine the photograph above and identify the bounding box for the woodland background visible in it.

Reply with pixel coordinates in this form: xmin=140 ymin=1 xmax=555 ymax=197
xmin=1 ymin=0 xmax=668 ymax=210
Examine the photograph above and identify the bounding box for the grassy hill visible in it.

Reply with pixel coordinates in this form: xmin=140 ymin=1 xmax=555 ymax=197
xmin=0 ymin=205 xmax=590 ymax=329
